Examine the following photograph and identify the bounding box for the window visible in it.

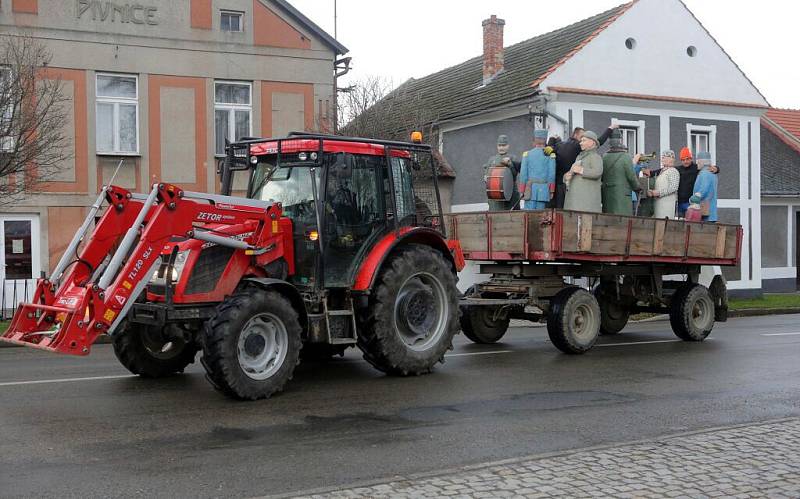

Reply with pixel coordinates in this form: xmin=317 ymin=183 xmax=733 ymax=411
xmin=96 ymin=74 xmax=139 ymax=154
xmin=0 ymin=67 xmax=15 ymax=152
xmin=690 ymin=132 xmax=709 ymax=156
xmin=214 ymin=81 xmax=252 ymax=155
xmin=620 ymin=127 xmax=639 ymax=154
xmin=611 ymin=118 xmax=646 ymax=155
xmin=221 ymin=11 xmax=243 ymax=32
xmin=686 ymin=123 xmax=717 ymax=163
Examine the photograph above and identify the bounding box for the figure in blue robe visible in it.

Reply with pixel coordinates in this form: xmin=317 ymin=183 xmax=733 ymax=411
xmin=518 ymin=130 xmax=555 ymax=210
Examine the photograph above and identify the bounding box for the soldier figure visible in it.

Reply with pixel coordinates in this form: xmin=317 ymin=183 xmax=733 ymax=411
xmin=483 ymin=134 xmax=521 ymax=211
xmin=519 ymin=129 xmax=555 ymax=210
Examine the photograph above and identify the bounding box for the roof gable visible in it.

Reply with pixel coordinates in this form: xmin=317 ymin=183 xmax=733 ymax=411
xmin=347 ymin=3 xmax=631 ymax=138
xmin=541 ymin=0 xmax=768 ymax=107
xmin=763 ymin=109 xmax=800 ymax=154
xmin=263 ymin=0 xmax=348 ymax=54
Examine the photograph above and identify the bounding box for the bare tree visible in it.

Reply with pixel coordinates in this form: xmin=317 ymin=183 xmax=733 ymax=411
xmin=337 ymin=75 xmax=441 ymax=146
xmin=0 ymin=35 xmax=70 ymax=204
xmin=336 ymin=75 xmax=393 ymax=137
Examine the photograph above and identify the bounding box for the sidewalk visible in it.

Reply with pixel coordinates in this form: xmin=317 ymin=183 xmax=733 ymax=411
xmin=289 ymin=418 xmax=800 ymax=498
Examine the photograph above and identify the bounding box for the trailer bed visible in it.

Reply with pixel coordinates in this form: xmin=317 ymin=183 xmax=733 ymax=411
xmin=446 ymin=210 xmax=742 ymax=267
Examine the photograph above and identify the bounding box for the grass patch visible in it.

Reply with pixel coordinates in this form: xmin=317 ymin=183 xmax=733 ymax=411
xmin=729 ymin=293 xmax=800 ymax=310
xmin=0 ymin=321 xmax=8 ymax=335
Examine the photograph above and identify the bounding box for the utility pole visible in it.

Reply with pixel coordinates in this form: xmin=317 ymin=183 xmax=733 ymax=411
xmin=334 ymin=0 xmax=338 ymax=39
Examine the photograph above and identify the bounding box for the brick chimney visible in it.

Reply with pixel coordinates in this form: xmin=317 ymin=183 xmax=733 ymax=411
xmin=482 ymin=15 xmax=505 ymax=84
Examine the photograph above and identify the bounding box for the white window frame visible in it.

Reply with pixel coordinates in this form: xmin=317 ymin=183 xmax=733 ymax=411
xmin=611 ymin=118 xmax=646 ymax=155
xmin=686 ymin=123 xmax=717 ymax=164
xmin=0 ymin=66 xmax=15 ymax=153
xmin=214 ymin=81 xmax=253 ymax=156
xmin=95 ymin=73 xmax=140 ymax=156
xmin=220 ymin=10 xmax=244 ymax=32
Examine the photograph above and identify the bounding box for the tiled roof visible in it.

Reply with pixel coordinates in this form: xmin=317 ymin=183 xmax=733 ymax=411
xmin=761 ymin=111 xmax=800 ymax=196
xmin=765 ymin=109 xmax=800 ymax=145
xmin=344 ymin=2 xmax=634 ymax=139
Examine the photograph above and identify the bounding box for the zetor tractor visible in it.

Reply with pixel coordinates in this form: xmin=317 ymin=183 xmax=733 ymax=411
xmin=1 ymin=133 xmax=465 ymax=400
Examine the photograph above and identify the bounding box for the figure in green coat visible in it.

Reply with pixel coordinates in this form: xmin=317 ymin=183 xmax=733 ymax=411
xmin=563 ymin=131 xmax=603 ymax=213
xmin=601 ymin=130 xmax=641 ymax=215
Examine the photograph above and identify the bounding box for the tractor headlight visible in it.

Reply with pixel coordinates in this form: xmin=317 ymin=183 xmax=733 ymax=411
xmin=150 ymin=250 xmax=190 ymax=284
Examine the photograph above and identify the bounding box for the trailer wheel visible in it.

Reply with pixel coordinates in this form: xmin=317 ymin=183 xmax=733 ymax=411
xmin=669 ymin=283 xmax=715 ymax=342
xmin=202 ymin=288 xmax=302 ymax=400
xmin=547 ymin=287 xmax=601 ymax=354
xmin=460 ymin=287 xmax=509 ymax=344
xmin=357 ymin=244 xmax=459 ymax=375
xmin=593 ymin=285 xmax=630 ymax=335
xmin=112 ymin=322 xmax=199 ymax=378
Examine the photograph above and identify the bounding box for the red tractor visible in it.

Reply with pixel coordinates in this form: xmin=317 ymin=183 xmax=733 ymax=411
xmin=1 ymin=133 xmax=465 ymax=400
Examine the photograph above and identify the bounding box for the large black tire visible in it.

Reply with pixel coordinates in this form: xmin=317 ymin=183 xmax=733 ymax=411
xmin=547 ymin=287 xmax=601 ymax=354
xmin=593 ymin=284 xmax=630 ymax=336
xmin=202 ymin=288 xmax=302 ymax=400
xmin=669 ymin=283 xmax=715 ymax=342
xmin=112 ymin=322 xmax=199 ymax=378
xmin=460 ymin=304 xmax=509 ymax=344
xmin=357 ymin=244 xmax=459 ymax=375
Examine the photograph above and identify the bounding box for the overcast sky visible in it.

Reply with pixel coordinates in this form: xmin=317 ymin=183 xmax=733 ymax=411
xmin=289 ymin=0 xmax=799 ymax=109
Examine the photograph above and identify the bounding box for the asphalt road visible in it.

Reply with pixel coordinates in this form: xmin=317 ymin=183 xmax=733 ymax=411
xmin=1 ymin=315 xmax=799 ymax=498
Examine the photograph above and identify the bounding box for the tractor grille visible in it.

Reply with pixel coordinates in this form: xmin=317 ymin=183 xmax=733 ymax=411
xmin=185 ymin=246 xmax=235 ymax=295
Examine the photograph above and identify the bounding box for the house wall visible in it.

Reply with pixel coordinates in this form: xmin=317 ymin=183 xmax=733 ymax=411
xmin=758 ymin=126 xmax=800 ymax=292
xmin=0 ymin=0 xmax=339 ymax=277
xmin=760 ymin=198 xmax=800 ymax=292
xmin=540 ymin=0 xmax=768 ymax=107
xmin=583 ymin=111 xmax=660 ymax=154
xmin=442 ymin=113 xmax=535 ymax=208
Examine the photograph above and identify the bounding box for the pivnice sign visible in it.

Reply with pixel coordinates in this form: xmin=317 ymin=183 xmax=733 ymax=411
xmin=76 ymin=1 xmax=159 ymax=25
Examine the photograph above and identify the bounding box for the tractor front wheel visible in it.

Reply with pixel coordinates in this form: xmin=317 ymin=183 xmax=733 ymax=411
xmin=202 ymin=288 xmax=302 ymax=400
xmin=112 ymin=322 xmax=199 ymax=378
xmin=357 ymin=244 xmax=459 ymax=375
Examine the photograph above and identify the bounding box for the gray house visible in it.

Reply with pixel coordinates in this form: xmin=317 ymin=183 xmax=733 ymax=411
xmin=760 ymin=109 xmax=800 ymax=291
xmin=361 ymin=0 xmax=771 ymax=294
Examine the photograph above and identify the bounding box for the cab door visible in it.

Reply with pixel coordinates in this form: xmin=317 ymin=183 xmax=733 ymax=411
xmin=322 ymin=153 xmax=386 ymax=287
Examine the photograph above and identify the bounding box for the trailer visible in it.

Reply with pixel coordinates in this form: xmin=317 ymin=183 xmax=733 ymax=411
xmin=450 ymin=209 xmax=742 ymax=353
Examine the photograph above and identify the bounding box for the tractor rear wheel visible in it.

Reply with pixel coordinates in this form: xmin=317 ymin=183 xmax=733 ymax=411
xmin=357 ymin=244 xmax=459 ymax=376
xmin=112 ymin=322 xmax=199 ymax=378
xmin=202 ymin=288 xmax=302 ymax=400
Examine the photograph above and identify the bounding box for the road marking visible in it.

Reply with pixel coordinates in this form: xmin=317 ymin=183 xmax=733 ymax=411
xmin=597 ymin=339 xmax=682 ymax=347
xmin=0 ymin=374 xmax=135 ymax=387
xmin=446 ymin=350 xmax=513 ymax=357
xmin=761 ymin=332 xmax=800 ymax=337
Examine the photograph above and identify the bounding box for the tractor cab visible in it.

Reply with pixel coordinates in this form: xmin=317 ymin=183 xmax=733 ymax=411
xmin=221 ymin=133 xmax=446 ymax=291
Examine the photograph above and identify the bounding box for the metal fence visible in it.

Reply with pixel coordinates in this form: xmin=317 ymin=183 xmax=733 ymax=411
xmin=1 ymin=279 xmax=36 ymax=320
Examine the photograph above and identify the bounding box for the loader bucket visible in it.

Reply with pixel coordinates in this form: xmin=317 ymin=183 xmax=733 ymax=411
xmin=0 ymin=290 xmax=100 ymax=355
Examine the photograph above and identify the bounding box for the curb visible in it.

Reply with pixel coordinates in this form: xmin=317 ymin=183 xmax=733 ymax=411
xmin=728 ymin=307 xmax=800 ymax=318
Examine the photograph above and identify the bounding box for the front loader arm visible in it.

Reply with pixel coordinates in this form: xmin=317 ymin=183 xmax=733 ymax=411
xmin=1 ymin=183 xmax=281 ymax=355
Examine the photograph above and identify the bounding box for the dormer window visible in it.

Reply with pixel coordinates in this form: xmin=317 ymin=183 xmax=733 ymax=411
xmin=221 ymin=11 xmax=243 ymax=32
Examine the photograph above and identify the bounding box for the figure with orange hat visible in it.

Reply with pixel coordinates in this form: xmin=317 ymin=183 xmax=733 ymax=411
xmin=647 ymin=146 xmax=699 ymax=217
xmin=675 ymin=147 xmax=699 ymax=217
